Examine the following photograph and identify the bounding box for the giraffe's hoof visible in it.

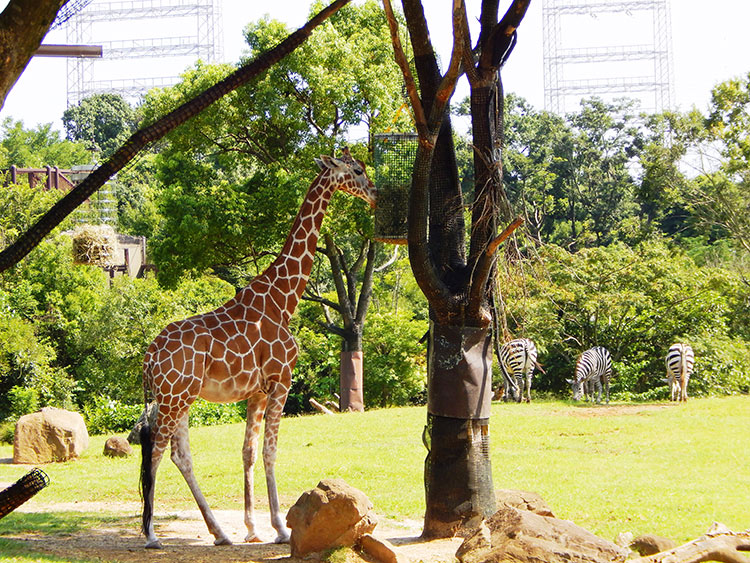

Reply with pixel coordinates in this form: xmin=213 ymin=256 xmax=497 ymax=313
xmin=214 ymin=536 xmax=233 ymax=546
xmin=245 ymin=534 xmax=263 ymax=543
xmin=145 ymin=539 xmax=163 ymax=549
xmin=274 ymin=531 xmax=291 ymax=544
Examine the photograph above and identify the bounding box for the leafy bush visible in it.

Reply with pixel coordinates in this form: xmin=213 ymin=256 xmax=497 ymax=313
xmin=362 ymin=310 xmax=427 ymax=407
xmin=83 ymin=395 xmax=142 ymax=435
xmin=188 ymin=399 xmax=245 ymax=427
xmin=500 ymin=238 xmax=750 ymax=398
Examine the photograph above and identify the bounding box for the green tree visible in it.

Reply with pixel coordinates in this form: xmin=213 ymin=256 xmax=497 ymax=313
xmin=686 ymin=72 xmax=750 ymax=252
xmin=62 ymin=93 xmax=138 ymax=159
xmin=1 ymin=117 xmax=90 ymax=168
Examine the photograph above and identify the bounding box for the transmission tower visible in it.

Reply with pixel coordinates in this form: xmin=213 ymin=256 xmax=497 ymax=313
xmin=542 ymin=0 xmax=674 ymax=114
xmin=65 ymin=0 xmax=224 ymax=106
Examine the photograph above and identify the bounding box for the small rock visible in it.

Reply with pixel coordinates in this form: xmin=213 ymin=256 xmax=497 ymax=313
xmin=614 ymin=531 xmax=634 ymax=549
xmin=103 ymin=436 xmax=133 ymax=457
xmin=358 ymin=534 xmax=410 ymax=563
xmin=631 ymin=533 xmax=678 ymax=555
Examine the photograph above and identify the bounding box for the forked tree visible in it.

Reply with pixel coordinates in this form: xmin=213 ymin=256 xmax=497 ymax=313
xmin=383 ymin=0 xmax=530 ymax=537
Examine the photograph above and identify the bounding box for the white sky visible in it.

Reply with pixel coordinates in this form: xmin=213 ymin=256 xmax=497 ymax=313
xmin=1 ymin=0 xmax=748 ymax=131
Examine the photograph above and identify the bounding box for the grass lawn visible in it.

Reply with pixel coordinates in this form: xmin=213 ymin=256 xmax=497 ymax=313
xmin=0 ymin=396 xmax=748 ymax=554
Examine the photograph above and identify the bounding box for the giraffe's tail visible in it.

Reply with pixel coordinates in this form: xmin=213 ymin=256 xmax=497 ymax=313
xmin=140 ymin=422 xmax=154 ymax=536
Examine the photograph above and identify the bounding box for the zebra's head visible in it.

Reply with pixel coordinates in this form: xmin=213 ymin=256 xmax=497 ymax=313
xmin=566 ymin=377 xmax=585 ymax=401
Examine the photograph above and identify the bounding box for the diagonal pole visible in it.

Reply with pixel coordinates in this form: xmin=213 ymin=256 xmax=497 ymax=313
xmin=0 ymin=0 xmax=351 ymax=273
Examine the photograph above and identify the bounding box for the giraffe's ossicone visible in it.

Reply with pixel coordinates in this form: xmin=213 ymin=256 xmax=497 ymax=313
xmin=140 ymin=149 xmax=376 ymax=549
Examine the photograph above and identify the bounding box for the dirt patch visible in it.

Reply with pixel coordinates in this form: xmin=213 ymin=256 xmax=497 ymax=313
xmin=566 ymin=403 xmax=674 ymax=417
xmin=5 ymin=501 xmax=463 ymax=563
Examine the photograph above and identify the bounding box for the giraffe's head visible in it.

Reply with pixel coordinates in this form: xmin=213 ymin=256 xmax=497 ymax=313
xmin=315 ymin=148 xmax=377 ymax=208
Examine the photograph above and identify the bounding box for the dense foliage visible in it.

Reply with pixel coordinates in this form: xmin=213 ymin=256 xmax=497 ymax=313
xmin=1 ymin=8 xmax=749 ymax=435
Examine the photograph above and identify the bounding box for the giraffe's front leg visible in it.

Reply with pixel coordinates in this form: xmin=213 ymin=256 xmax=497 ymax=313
xmin=263 ymin=379 xmax=291 ymax=544
xmin=243 ymin=393 xmax=267 ymax=543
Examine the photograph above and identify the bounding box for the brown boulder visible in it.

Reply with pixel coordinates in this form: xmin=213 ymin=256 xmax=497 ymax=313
xmin=13 ymin=407 xmax=89 ymax=464
xmin=103 ymin=436 xmax=133 ymax=457
xmin=286 ymin=479 xmax=378 ymax=557
xmin=457 ymin=505 xmax=629 ymax=563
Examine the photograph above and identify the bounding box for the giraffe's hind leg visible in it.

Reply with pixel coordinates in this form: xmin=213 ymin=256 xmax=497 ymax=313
xmin=143 ymin=425 xmax=167 ymax=549
xmin=170 ymin=414 xmax=232 ymax=546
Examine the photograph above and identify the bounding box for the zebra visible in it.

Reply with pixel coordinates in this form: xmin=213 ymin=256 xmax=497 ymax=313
xmin=567 ymin=346 xmax=611 ymax=404
xmin=498 ymin=338 xmax=539 ymax=403
xmin=665 ymin=343 xmax=694 ymax=402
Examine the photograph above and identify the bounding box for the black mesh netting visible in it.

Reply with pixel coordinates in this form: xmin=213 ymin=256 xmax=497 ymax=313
xmin=0 ymin=468 xmax=50 ymax=519
xmin=423 ymin=324 xmax=496 ymax=537
xmin=423 ymin=415 xmax=495 ymax=537
xmin=372 ymin=133 xmax=418 ymax=244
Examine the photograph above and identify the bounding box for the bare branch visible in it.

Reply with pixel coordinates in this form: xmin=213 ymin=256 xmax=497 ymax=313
xmin=382 ymin=0 xmax=429 ymax=140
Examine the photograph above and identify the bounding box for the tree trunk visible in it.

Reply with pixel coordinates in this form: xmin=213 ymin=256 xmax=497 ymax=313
xmin=0 ymin=0 xmax=67 ymax=109
xmin=388 ymin=0 xmax=529 ymax=538
xmin=423 ymin=323 xmax=495 ymax=538
xmin=339 ymin=350 xmax=364 ymax=412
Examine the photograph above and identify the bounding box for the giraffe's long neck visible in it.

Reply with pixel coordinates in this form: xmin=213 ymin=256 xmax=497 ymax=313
xmin=254 ymin=172 xmax=336 ymax=322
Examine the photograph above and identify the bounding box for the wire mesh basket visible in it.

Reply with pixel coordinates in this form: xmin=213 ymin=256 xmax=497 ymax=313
xmin=0 ymin=468 xmax=50 ymax=519
xmin=373 ymin=133 xmax=418 ymax=245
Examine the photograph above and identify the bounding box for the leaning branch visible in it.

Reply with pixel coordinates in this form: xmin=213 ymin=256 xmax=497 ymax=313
xmin=467 ymin=216 xmax=523 ymax=319
xmin=0 ymin=0 xmax=351 ymax=273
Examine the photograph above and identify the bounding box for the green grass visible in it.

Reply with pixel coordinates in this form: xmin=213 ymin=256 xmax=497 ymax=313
xmin=1 ymin=397 xmax=748 ymax=555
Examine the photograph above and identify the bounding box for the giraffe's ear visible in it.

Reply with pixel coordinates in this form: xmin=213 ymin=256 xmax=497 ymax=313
xmin=316 ymin=155 xmax=337 ymax=170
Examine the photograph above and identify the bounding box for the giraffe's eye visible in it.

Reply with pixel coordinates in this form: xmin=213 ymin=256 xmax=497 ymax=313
xmin=354 ymin=167 xmax=363 ymax=175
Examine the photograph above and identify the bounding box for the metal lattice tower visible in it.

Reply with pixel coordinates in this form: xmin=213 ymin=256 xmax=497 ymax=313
xmin=542 ymin=0 xmax=674 ymax=114
xmin=65 ymin=0 xmax=224 ymax=106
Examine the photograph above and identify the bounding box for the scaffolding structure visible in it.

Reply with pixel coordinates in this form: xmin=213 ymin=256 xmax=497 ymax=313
xmin=542 ymin=0 xmax=673 ymax=114
xmin=65 ymin=0 xmax=224 ymax=105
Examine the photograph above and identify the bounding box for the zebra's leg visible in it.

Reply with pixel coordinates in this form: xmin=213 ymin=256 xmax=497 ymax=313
xmin=524 ymin=373 xmax=532 ymax=403
xmin=515 ymin=376 xmax=523 ymax=403
xmin=594 ymin=378 xmax=602 ymax=404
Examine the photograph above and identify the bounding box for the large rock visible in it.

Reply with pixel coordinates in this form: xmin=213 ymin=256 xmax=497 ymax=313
xmin=457 ymin=505 xmax=629 ymax=563
xmin=13 ymin=407 xmax=89 ymax=464
xmin=286 ymin=479 xmax=378 ymax=558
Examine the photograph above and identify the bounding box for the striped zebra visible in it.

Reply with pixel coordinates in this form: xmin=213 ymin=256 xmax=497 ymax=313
xmin=665 ymin=343 xmax=694 ymax=402
xmin=498 ymin=338 xmax=538 ymax=403
xmin=568 ymin=346 xmax=611 ymax=404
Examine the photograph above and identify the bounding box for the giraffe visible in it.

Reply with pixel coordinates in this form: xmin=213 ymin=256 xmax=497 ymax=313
xmin=139 ymin=149 xmax=376 ymax=549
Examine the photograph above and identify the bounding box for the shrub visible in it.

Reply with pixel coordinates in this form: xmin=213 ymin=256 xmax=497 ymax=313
xmin=83 ymin=396 xmax=142 ymax=435
xmin=188 ymin=398 xmax=245 ymax=427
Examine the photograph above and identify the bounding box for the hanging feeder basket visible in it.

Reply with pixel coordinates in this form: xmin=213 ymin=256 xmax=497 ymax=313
xmin=373 ymin=132 xmax=417 ymax=245
xmin=71 ymin=224 xmax=117 ymax=267
xmin=0 ymin=468 xmax=50 ymax=519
